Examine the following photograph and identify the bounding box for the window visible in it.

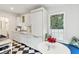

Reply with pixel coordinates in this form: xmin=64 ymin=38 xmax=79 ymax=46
xmin=50 ymin=14 xmax=64 ymax=29
xmin=50 ymin=13 xmax=64 ymax=41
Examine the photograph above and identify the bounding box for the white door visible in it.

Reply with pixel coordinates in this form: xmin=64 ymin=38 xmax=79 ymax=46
xmin=30 ymin=11 xmax=43 ymax=37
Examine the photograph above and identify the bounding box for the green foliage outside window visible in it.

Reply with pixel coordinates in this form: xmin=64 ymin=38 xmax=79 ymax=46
xmin=50 ymin=14 xmax=64 ymax=29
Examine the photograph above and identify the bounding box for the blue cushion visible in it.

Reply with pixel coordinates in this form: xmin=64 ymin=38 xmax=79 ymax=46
xmin=65 ymin=44 xmax=79 ymax=54
xmin=70 ymin=37 xmax=79 ymax=48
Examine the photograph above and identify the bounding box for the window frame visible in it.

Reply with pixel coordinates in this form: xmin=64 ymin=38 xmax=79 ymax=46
xmin=48 ymin=12 xmax=65 ymax=41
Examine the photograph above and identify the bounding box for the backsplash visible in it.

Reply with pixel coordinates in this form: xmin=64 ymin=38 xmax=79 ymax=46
xmin=16 ymin=25 xmax=31 ymax=33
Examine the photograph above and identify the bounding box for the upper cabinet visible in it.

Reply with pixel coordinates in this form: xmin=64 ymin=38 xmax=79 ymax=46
xmin=16 ymin=13 xmax=31 ymax=31
xmin=30 ymin=9 xmax=43 ymax=37
xmin=30 ymin=7 xmax=47 ymax=40
xmin=21 ymin=14 xmax=30 ymax=26
xmin=16 ymin=13 xmax=30 ymax=26
xmin=16 ymin=7 xmax=47 ymax=41
xmin=16 ymin=17 xmax=21 ymax=26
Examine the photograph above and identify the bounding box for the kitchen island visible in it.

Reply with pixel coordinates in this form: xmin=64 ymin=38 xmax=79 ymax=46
xmin=12 ymin=31 xmax=43 ymax=50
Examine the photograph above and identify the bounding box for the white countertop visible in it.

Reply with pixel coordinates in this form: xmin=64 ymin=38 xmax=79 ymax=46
xmin=0 ymin=39 xmax=12 ymax=45
xmin=14 ymin=31 xmax=42 ymax=38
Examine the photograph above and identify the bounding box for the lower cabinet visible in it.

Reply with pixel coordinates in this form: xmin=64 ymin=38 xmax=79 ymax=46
xmin=27 ymin=37 xmax=42 ymax=50
xmin=13 ymin=32 xmax=42 ymax=50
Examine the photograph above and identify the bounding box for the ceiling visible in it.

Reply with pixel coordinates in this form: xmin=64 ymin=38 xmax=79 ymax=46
xmin=0 ymin=4 xmax=41 ymax=15
xmin=0 ymin=4 xmax=77 ymax=15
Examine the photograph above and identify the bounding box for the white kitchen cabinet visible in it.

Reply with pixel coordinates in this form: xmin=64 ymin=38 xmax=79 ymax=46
xmin=30 ymin=11 xmax=42 ymax=37
xmin=13 ymin=32 xmax=43 ymax=50
xmin=28 ymin=37 xmax=42 ymax=50
xmin=16 ymin=17 xmax=22 ymax=26
xmin=16 ymin=14 xmax=31 ymax=31
xmin=21 ymin=14 xmax=30 ymax=26
xmin=30 ymin=7 xmax=47 ymax=41
xmin=13 ymin=7 xmax=47 ymax=50
xmin=13 ymin=32 xmax=21 ymax=42
xmin=16 ymin=14 xmax=30 ymax=27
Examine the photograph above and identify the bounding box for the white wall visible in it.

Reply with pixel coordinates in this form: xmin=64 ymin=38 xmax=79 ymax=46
xmin=0 ymin=11 xmax=17 ymax=38
xmin=48 ymin=5 xmax=79 ymax=44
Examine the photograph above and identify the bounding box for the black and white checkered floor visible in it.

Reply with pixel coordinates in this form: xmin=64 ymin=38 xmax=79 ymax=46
xmin=12 ymin=40 xmax=42 ymax=54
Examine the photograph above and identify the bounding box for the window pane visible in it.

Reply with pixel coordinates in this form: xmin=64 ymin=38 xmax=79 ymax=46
xmin=50 ymin=14 xmax=64 ymax=29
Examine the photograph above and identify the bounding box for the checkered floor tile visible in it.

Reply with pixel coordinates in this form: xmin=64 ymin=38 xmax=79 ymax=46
xmin=4 ymin=50 xmax=11 ymax=54
xmin=0 ymin=50 xmax=11 ymax=54
xmin=0 ymin=46 xmax=11 ymax=54
xmin=12 ymin=40 xmax=42 ymax=54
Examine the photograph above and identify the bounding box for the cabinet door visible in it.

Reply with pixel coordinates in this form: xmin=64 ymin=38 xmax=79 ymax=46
xmin=13 ymin=33 xmax=21 ymax=42
xmin=16 ymin=17 xmax=21 ymax=26
xmin=0 ymin=21 xmax=2 ymax=35
xmin=24 ymin=14 xmax=30 ymax=26
xmin=30 ymin=11 xmax=43 ymax=37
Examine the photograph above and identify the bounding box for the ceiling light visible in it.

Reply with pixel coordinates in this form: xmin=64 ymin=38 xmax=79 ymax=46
xmin=10 ymin=7 xmax=14 ymax=10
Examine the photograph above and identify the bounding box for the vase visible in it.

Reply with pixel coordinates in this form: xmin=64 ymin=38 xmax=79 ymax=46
xmin=47 ymin=42 xmax=55 ymax=51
